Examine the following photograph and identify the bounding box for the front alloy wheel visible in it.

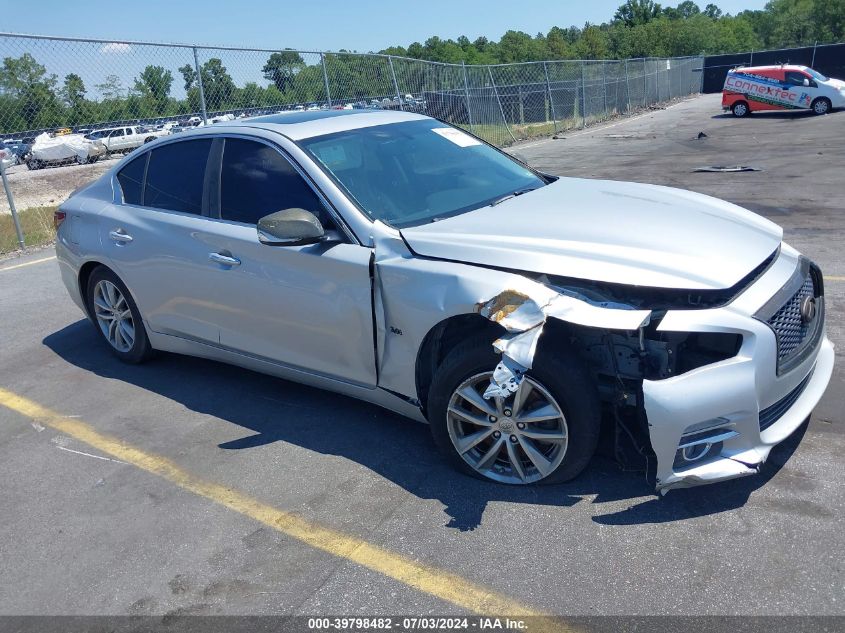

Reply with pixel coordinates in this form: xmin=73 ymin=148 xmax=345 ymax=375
xmin=93 ymin=279 xmax=135 ymax=352
xmin=812 ymin=98 xmax=831 ymax=115
xmin=447 ymin=372 xmax=568 ymax=484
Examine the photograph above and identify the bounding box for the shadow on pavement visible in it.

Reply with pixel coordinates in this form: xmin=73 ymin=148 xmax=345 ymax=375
xmin=44 ymin=320 xmax=803 ymax=531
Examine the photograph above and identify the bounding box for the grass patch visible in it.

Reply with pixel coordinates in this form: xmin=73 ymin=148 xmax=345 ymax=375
xmin=0 ymin=206 xmax=57 ymax=256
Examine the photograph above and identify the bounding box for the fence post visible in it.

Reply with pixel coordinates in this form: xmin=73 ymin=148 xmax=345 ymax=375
xmin=461 ymin=61 xmax=475 ymax=132
xmin=643 ymin=59 xmax=648 ymax=106
xmin=811 ymin=41 xmax=818 ymax=67
xmin=320 ymin=53 xmax=332 ymax=107
xmin=192 ymin=47 xmax=208 ymax=125
xmin=580 ymin=61 xmax=587 ymax=128
xmin=624 ymin=59 xmax=631 ymax=113
xmin=387 ymin=56 xmax=403 ymax=111
xmin=0 ymin=160 xmax=24 ymax=250
xmin=602 ymin=61 xmax=609 ymax=118
xmin=543 ymin=60 xmax=557 ymax=130
xmin=750 ymin=49 xmax=754 ymax=66
xmin=487 ymin=66 xmax=516 ymax=144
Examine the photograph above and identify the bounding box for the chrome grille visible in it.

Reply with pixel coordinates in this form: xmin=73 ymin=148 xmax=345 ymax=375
xmin=768 ymin=275 xmax=814 ymax=361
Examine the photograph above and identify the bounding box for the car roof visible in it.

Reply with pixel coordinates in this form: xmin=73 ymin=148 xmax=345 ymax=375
xmin=731 ymin=64 xmax=809 ymax=73
xmin=227 ymin=108 xmax=431 ymax=140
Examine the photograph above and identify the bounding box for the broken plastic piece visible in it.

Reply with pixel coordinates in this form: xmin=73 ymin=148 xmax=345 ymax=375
xmin=477 ymin=284 xmax=652 ymax=400
xmin=483 ymin=355 xmax=527 ymax=400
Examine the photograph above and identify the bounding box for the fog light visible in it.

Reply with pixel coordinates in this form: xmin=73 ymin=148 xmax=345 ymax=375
xmin=673 ymin=419 xmax=739 ymax=470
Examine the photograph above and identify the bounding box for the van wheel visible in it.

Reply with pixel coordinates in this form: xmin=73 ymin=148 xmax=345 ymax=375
xmin=427 ymin=338 xmax=600 ymax=485
xmin=811 ymin=98 xmax=831 ymax=115
xmin=86 ymin=267 xmax=153 ymax=364
xmin=732 ymin=101 xmax=750 ymax=118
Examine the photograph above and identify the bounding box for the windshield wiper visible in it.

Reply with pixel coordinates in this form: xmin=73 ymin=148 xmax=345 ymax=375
xmin=489 ymin=188 xmax=536 ymax=207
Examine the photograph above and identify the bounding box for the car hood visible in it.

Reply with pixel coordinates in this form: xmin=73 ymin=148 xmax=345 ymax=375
xmin=400 ymin=177 xmax=782 ymax=290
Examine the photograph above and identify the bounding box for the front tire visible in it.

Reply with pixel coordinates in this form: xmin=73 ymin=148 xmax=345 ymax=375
xmin=811 ymin=97 xmax=831 ymax=115
xmin=86 ymin=267 xmax=153 ymax=364
xmin=731 ymin=101 xmax=750 ymax=118
xmin=428 ymin=338 xmax=600 ymax=485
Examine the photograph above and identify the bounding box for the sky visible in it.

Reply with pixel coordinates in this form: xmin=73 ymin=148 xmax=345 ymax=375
xmin=2 ymin=0 xmax=771 ymax=53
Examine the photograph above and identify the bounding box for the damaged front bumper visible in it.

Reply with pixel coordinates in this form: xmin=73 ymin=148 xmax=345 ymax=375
xmin=646 ymin=336 xmax=833 ymax=492
xmin=472 ymin=242 xmax=833 ymax=494
xmin=644 ymin=247 xmax=833 ymax=493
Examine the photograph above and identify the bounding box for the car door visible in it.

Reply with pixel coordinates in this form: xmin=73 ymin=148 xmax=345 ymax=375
xmin=198 ymin=135 xmax=377 ymax=387
xmin=785 ymin=70 xmax=817 ymax=109
xmin=103 ymin=137 xmax=226 ymax=344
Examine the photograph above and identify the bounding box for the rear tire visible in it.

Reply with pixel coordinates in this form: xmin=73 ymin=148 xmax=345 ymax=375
xmin=85 ymin=267 xmax=153 ymax=364
xmin=427 ymin=337 xmax=600 ymax=485
xmin=811 ymin=97 xmax=831 ymax=115
xmin=732 ymin=101 xmax=750 ymax=118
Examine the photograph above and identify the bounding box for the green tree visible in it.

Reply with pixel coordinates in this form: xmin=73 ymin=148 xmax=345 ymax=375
xmin=614 ymin=0 xmax=663 ymax=27
xmin=704 ymin=3 xmax=723 ymax=19
xmin=262 ymin=50 xmax=306 ymax=93
xmin=60 ymin=73 xmax=86 ymax=108
xmin=134 ymin=65 xmax=173 ymax=113
xmin=0 ymin=53 xmax=62 ymax=129
xmin=95 ymin=74 xmax=125 ymax=100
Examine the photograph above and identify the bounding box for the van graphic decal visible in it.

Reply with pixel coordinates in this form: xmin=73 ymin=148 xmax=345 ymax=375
xmin=724 ymin=72 xmax=805 ymax=110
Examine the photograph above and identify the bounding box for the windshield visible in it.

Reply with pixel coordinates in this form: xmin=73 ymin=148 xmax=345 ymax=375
xmin=806 ymin=68 xmax=829 ymax=82
xmin=298 ymin=119 xmax=547 ymax=228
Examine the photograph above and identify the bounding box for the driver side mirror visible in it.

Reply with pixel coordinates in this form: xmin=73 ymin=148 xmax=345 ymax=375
xmin=257 ymin=208 xmax=325 ymax=246
xmin=803 ymin=77 xmax=810 ymax=87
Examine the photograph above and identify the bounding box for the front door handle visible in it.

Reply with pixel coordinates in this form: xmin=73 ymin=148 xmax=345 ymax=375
xmin=109 ymin=229 xmax=133 ymax=243
xmin=209 ymin=252 xmax=241 ymax=267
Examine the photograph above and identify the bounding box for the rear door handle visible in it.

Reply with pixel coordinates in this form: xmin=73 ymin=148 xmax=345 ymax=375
xmin=108 ymin=229 xmax=133 ymax=243
xmin=209 ymin=252 xmax=241 ymax=267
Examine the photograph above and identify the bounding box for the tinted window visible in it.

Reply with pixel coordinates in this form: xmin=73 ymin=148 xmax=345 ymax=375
xmin=786 ymin=72 xmax=808 ymax=86
xmin=220 ymin=138 xmax=330 ymax=226
xmin=111 ymin=129 xmax=124 ymax=137
xmin=117 ymin=154 xmax=147 ymax=205
xmin=144 ymin=139 xmax=211 ymax=214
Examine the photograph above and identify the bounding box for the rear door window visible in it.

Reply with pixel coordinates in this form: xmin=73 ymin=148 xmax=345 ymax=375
xmin=219 ymin=138 xmax=332 ymax=227
xmin=144 ymin=139 xmax=212 ymax=214
xmin=116 ymin=153 xmax=147 ymax=205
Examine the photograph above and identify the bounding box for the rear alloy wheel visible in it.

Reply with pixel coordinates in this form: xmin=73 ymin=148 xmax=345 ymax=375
xmin=732 ymin=101 xmax=749 ymax=118
xmin=811 ymin=97 xmax=831 ymax=115
xmin=75 ymin=154 xmax=90 ymax=165
xmin=86 ymin=267 xmax=153 ymax=363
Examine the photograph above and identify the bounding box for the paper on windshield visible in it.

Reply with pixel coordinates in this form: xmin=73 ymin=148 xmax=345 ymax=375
xmin=432 ymin=127 xmax=481 ymax=147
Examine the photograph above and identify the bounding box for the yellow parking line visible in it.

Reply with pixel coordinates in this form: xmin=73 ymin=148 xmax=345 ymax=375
xmin=0 ymin=387 xmax=567 ymax=625
xmin=0 ymin=255 xmax=56 ymax=272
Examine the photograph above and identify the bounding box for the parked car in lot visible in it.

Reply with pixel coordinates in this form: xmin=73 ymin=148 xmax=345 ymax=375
xmin=85 ymin=125 xmax=169 ymax=154
xmin=0 ymin=143 xmax=16 ymax=169
xmin=55 ymin=110 xmax=833 ymax=493
xmin=27 ymin=132 xmax=106 ymax=169
xmin=723 ymin=64 xmax=845 ymax=117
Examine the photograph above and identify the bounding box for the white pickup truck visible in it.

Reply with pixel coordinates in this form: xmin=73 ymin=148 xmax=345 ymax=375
xmin=85 ymin=125 xmax=169 ymax=154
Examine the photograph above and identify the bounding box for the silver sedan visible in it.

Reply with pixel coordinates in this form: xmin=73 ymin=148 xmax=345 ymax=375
xmin=55 ymin=110 xmax=833 ymax=492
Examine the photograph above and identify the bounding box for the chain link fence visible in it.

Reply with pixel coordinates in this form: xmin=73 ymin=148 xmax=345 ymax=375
xmin=0 ymin=32 xmax=702 ymax=249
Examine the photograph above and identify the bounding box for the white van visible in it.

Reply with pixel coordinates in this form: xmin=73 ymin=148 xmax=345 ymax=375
xmin=722 ymin=65 xmax=845 ymax=117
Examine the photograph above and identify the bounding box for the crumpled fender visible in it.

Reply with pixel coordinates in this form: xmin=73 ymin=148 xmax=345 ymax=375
xmin=371 ymin=229 xmax=651 ymax=402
